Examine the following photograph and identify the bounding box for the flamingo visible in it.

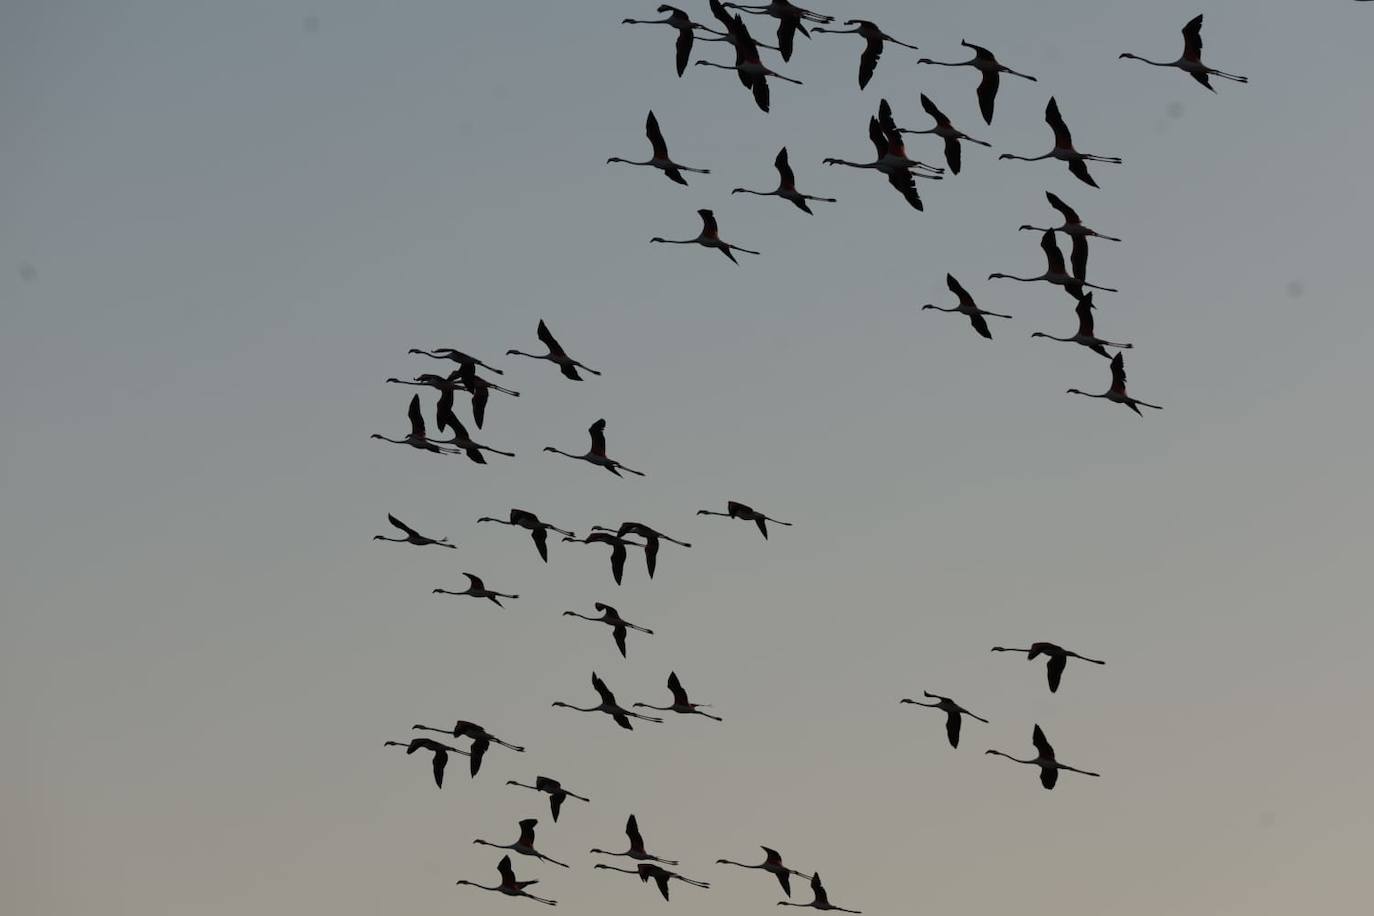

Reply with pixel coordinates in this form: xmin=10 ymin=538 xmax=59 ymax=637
xmin=552 ymin=673 xmax=662 ymax=730
xmin=506 ymin=776 xmax=590 ymax=822
xmin=411 ymin=720 xmax=525 ymax=778
xmin=1000 ymin=98 xmax=1123 ymax=188
xmin=474 ymin=819 xmax=570 ymax=869
xmin=456 ymin=855 xmax=555 ymax=906
xmin=698 ymin=500 xmax=791 ymax=539
xmin=506 ymin=320 xmax=601 ymax=381
xmin=812 ymin=19 xmax=919 ymax=89
xmin=434 ymin=387 xmax=514 ymax=462
xmin=651 ymin=209 xmax=761 ymax=264
xmin=896 ymin=94 xmax=991 ymax=175
xmin=387 ymin=368 xmax=517 ymax=430
xmin=823 ymin=103 xmax=942 ymax=211
xmin=383 ymin=737 xmax=468 ymax=789
xmin=1019 ymin=191 xmax=1120 ymax=283
xmin=433 ymin=573 xmax=518 ymax=607
xmin=723 ymin=0 xmax=833 ymax=61
xmin=989 ymin=231 xmax=1116 ymax=301
xmin=595 ymin=862 xmax=710 ymax=901
xmin=777 ymin=872 xmax=861 ymax=913
xmin=370 ymin=394 xmax=460 ymax=455
xmin=986 ymin=724 xmax=1101 ymax=790
xmin=621 ymin=5 xmax=703 ymax=77
xmin=563 ymin=531 xmax=645 ymax=586
xmin=589 ymin=521 xmax=691 ymax=578
xmin=476 ymin=509 xmax=574 ymax=563
xmin=635 ymin=671 xmax=723 ymax=721
xmin=1066 ymin=352 xmax=1162 ymax=417
xmin=917 ymin=41 xmax=1036 ymax=124
xmin=991 ymin=642 xmax=1105 ymax=693
xmin=921 ymin=274 xmax=1012 ymax=340
xmin=899 ymin=692 xmax=988 ymax=748
xmin=716 ymin=847 xmax=812 ymax=897
xmin=407 ymin=347 xmax=503 ymax=374
xmin=608 ymin=111 xmax=710 ymax=186
xmin=590 ymin=814 xmax=679 ymax=865
xmin=697 ymin=4 xmax=801 ymax=113
xmin=1120 ymin=14 xmax=1248 ymax=92
xmin=1031 ymin=294 xmax=1132 ymax=359
xmin=733 ymin=147 xmax=837 ymax=214
xmin=545 ymin=419 xmax=644 ymax=478
xmin=373 ymin=514 xmax=455 ymax=549
xmin=563 ymin=602 xmax=654 ymax=658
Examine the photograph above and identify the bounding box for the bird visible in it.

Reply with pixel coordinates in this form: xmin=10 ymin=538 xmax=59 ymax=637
xmin=383 ymin=738 xmax=468 ymax=789
xmin=474 ymin=819 xmax=571 ymax=869
xmin=563 ymin=531 xmax=644 ymax=586
xmin=999 ymin=98 xmax=1123 ymax=188
xmin=1066 ymin=352 xmax=1162 ymax=417
xmin=1019 ymin=191 xmax=1120 ymax=282
xmin=621 ymin=4 xmax=703 ymax=77
xmin=563 ymin=602 xmax=654 ymax=658
xmin=989 ymin=231 xmax=1116 ymax=301
xmin=407 ymin=347 xmax=503 ymax=374
xmin=651 ymin=209 xmax=761 ymax=263
xmin=986 ymin=724 xmax=1101 ymax=790
xmin=721 ymin=1 xmax=834 ymax=62
xmin=456 ymin=855 xmax=556 ymax=906
xmin=635 ymin=671 xmax=723 ymax=721
xmin=698 ymin=500 xmax=791 ymax=539
xmin=545 ymin=419 xmax=645 ymax=478
xmin=594 ymin=862 xmax=710 ymax=901
xmin=608 ymin=111 xmax=710 ymax=186
xmin=506 ymin=776 xmax=590 ymax=822
xmin=590 ymin=814 xmax=680 ymax=865
xmin=433 ymin=573 xmax=518 ymax=607
xmin=991 ymin=642 xmax=1105 ymax=693
xmin=812 ymin=19 xmax=919 ymax=89
xmin=386 ymin=369 xmax=518 ymax=430
xmin=917 ymin=41 xmax=1036 ymax=124
xmin=506 ymin=320 xmax=601 ymax=381
xmin=896 ymin=94 xmax=991 ymax=175
xmin=411 ymin=721 xmax=525 ymax=778
xmin=552 ymin=673 xmax=663 ymax=730
xmin=589 ymin=521 xmax=691 ymax=578
xmin=733 ymin=147 xmax=836 ymax=214
xmin=921 ymin=274 xmax=1012 ymax=340
xmin=434 ymin=387 xmax=515 ymax=462
xmin=697 ymin=3 xmax=801 ymax=113
xmin=373 ymin=514 xmax=455 ymax=549
xmin=476 ymin=509 xmax=575 ymax=563
xmin=370 ymin=394 xmax=460 ymax=455
xmin=899 ymin=692 xmax=989 ymax=748
xmin=823 ymin=103 xmax=942 ymax=211
xmin=716 ymin=847 xmax=813 ymax=897
xmin=1031 ymin=294 xmax=1132 ymax=359
xmin=1120 ymin=14 xmax=1248 ymax=92
xmin=777 ymin=872 xmax=861 ymax=913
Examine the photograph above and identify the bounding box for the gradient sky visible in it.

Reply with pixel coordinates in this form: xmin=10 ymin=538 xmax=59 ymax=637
xmin=4 ymin=1 xmax=1373 ymax=914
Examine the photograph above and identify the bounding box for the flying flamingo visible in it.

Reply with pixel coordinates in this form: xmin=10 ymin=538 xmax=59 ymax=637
xmin=635 ymin=671 xmax=723 ymax=721
xmin=387 ymin=369 xmax=518 ymax=430
xmin=621 ymin=5 xmax=704 ymax=77
xmin=373 ymin=514 xmax=455 ymax=549
xmin=1066 ymin=352 xmax=1162 ymax=417
xmin=433 ymin=573 xmax=518 ymax=607
xmin=716 ymin=847 xmax=813 ymax=897
xmin=594 ymin=862 xmax=710 ymax=901
xmin=1120 ymin=14 xmax=1248 ymax=92
xmin=563 ymin=531 xmax=645 ymax=586
xmin=651 ymin=209 xmax=760 ymax=264
xmin=370 ymin=394 xmax=459 ymax=455
xmin=411 ymin=720 xmax=525 ymax=778
xmin=563 ymin=602 xmax=654 ymax=658
xmin=812 ymin=19 xmax=919 ymax=89
xmin=506 ymin=320 xmax=601 ymax=381
xmin=476 ymin=509 xmax=575 ymax=563
xmin=733 ymin=147 xmax=837 ymax=214
xmin=383 ymin=737 xmax=468 ymax=789
xmin=917 ymin=41 xmax=1037 ymax=124
xmin=823 ymin=104 xmax=942 ymax=211
xmin=986 ymin=724 xmax=1101 ymax=790
xmin=1031 ymin=294 xmax=1132 ymax=359
xmin=1019 ymin=191 xmax=1120 ymax=283
xmin=921 ymin=274 xmax=1012 ymax=340
xmin=899 ymin=692 xmax=989 ymax=748
xmin=1000 ymin=98 xmax=1123 ymax=188
xmin=989 ymin=231 xmax=1116 ymax=301
xmin=697 ymin=5 xmax=801 ymax=113
xmin=590 ymin=814 xmax=679 ymax=865
xmin=407 ymin=347 xmax=503 ymax=374
xmin=991 ymin=642 xmax=1105 ymax=693
xmin=608 ymin=111 xmax=710 ymax=186
xmin=506 ymin=776 xmax=590 ymax=822
xmin=722 ymin=0 xmax=833 ymax=61
xmin=434 ymin=387 xmax=514 ymax=462
xmin=896 ymin=94 xmax=991 ymax=175
xmin=698 ymin=500 xmax=791 ymax=538
xmin=778 ymin=872 xmax=861 ymax=913
xmin=456 ymin=855 xmax=555 ymax=906
xmin=474 ymin=819 xmax=570 ymax=869
xmin=545 ymin=419 xmax=644 ymax=477
xmin=589 ymin=521 xmax=691 ymax=578
xmin=552 ymin=673 xmax=662 ymax=730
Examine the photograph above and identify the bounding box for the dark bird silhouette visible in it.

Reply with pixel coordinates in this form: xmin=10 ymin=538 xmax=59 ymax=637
xmin=589 ymin=521 xmax=691 ymax=578
xmin=733 ymin=147 xmax=836 ymax=214
xmin=991 ymin=642 xmax=1105 ymax=693
xmin=383 ymin=737 xmax=468 ymax=788
xmin=434 ymin=573 xmax=518 ymax=607
xmin=553 ymin=673 xmax=662 ymax=730
xmin=595 ymin=862 xmax=710 ymax=901
xmin=477 ymin=509 xmax=575 ymax=563
xmin=651 ymin=209 xmax=761 ymax=263
xmin=899 ymin=692 xmax=989 ymax=748
xmin=563 ymin=531 xmax=645 ymax=586
xmin=506 ymin=776 xmax=590 ymax=822
xmin=1066 ymin=352 xmax=1162 ymax=417
xmin=716 ymin=847 xmax=813 ymax=897
xmin=812 ymin=19 xmax=919 ymax=89
xmin=474 ymin=819 xmax=570 ymax=869
xmin=698 ymin=500 xmax=791 ymax=539
xmin=1120 ymin=14 xmax=1248 ymax=91
xmin=697 ymin=3 xmax=801 ymax=112
xmin=374 ymin=514 xmax=455 ymax=549
xmin=1031 ymin=294 xmax=1132 ymax=359
xmin=986 ymin=724 xmax=1101 ymax=790
xmin=590 ymin=814 xmax=680 ymax=865
xmin=609 ymin=111 xmax=710 ymax=186
xmin=563 ymin=602 xmax=654 ymax=658
xmin=1000 ymin=98 xmax=1123 ymax=188
xmin=922 ymin=274 xmax=1011 ymax=340
xmin=456 ymin=855 xmax=555 ymax=906
xmin=434 ymin=387 xmax=515 ymax=462
xmin=989 ymin=231 xmax=1116 ymax=301
xmin=823 ymin=100 xmax=943 ymax=211
xmin=622 ymin=5 xmax=704 ymax=77
xmin=635 ymin=671 xmax=723 ymax=721
xmin=411 ymin=721 xmax=525 ymax=778
xmin=545 ymin=419 xmax=645 ymax=478
xmin=896 ymin=94 xmax=991 ymax=175
xmin=1020 ymin=191 xmax=1121 ymax=250
xmin=778 ymin=872 xmax=861 ymax=913
xmin=917 ymin=40 xmax=1036 ymax=124
xmin=370 ymin=394 xmax=460 ymax=454
xmin=507 ymin=320 xmax=601 ymax=381
xmin=722 ymin=1 xmax=834 ymax=62
xmin=388 ymin=368 xmax=518 ymax=430
xmin=408 ymin=347 xmax=503 ymax=374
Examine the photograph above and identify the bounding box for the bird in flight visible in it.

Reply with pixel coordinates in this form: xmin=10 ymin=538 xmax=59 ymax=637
xmin=433 ymin=573 xmax=518 ymax=607
xmin=986 ymin=724 xmax=1101 ymax=790
xmin=896 ymin=94 xmax=991 ymax=176
xmin=1019 ymin=191 xmax=1120 ymax=283
xmin=899 ymin=692 xmax=989 ymax=748
xmin=635 ymin=671 xmax=723 ymax=721
xmin=506 ymin=776 xmax=590 ymax=822
xmin=474 ymin=818 xmax=571 ymax=869
xmin=476 ymin=509 xmax=575 ymax=563
xmin=823 ymin=101 xmax=942 ymax=211
xmin=383 ymin=737 xmax=468 ymax=789
xmin=991 ymin=642 xmax=1105 ymax=693
xmin=589 ymin=521 xmax=691 ymax=578
xmin=456 ymin=855 xmax=556 ymax=906
xmin=410 ymin=720 xmax=525 ymax=778
xmin=563 ymin=531 xmax=645 ymax=586
xmin=1120 ymin=14 xmax=1248 ymax=92
xmin=407 ymin=346 xmax=503 ymax=374
xmin=989 ymin=231 xmax=1116 ymax=302
xmin=1031 ymin=294 xmax=1133 ymax=359
xmin=545 ymin=419 xmax=645 ymax=478
xmin=651 ymin=209 xmax=761 ymax=263
xmin=373 ymin=514 xmax=455 ymax=549
xmin=921 ymin=274 xmax=1012 ymax=340
xmin=434 ymin=387 xmax=515 ymax=463
xmin=999 ymin=98 xmax=1124 ymax=188
xmin=591 ymin=814 xmax=681 ymax=865
xmin=594 ymin=861 xmax=711 ymax=901
xmin=563 ymin=602 xmax=655 ymax=658
xmin=1066 ymin=352 xmax=1163 ymax=417
xmin=917 ymin=40 xmax=1036 ymax=124
xmin=553 ymin=673 xmax=662 ymax=730
xmin=506 ymin=320 xmax=601 ymax=381
xmin=370 ymin=394 xmax=460 ymax=455
xmin=716 ymin=846 xmax=813 ymax=897
xmin=608 ymin=110 xmax=710 ymax=186
xmin=621 ymin=5 xmax=707 ymax=77
xmin=698 ymin=500 xmax=792 ymax=539
xmin=733 ymin=147 xmax=837 ymax=214
xmin=778 ymin=872 xmax=862 ymax=913
xmin=721 ymin=0 xmax=833 ymax=62
xmin=696 ymin=3 xmax=801 ymax=113
xmin=812 ymin=19 xmax=919 ymax=90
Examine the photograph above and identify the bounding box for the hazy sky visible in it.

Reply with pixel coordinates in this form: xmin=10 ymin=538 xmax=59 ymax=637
xmin=4 ymin=1 xmax=1373 ymax=914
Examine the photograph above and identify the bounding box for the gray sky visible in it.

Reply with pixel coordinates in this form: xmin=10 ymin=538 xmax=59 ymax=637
xmin=3 ymin=1 xmax=1373 ymax=913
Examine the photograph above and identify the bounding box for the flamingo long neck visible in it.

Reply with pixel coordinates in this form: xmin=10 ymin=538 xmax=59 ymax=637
xmin=1124 ymin=53 xmax=1174 ymax=68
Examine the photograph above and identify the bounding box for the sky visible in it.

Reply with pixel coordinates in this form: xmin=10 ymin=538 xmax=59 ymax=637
xmin=3 ymin=1 xmax=1373 ymax=913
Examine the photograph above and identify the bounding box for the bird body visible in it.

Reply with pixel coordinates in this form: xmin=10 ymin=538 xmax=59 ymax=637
xmin=1066 ymin=353 xmax=1162 ymax=416
xmin=507 ymin=320 xmax=600 ymax=381
xmin=383 ymin=738 xmax=468 ymax=788
xmin=991 ymin=642 xmax=1105 ymax=692
xmin=635 ymin=671 xmax=723 ymax=721
xmin=896 ymin=94 xmax=991 ymax=175
xmin=697 ymin=3 xmax=802 ymax=112
xmin=1120 ymin=15 xmax=1248 ymax=92
xmin=922 ymin=273 xmax=1011 ymax=340
xmin=622 ymin=5 xmax=703 ymax=77
xmin=433 ymin=573 xmax=518 ymax=607
xmin=721 ymin=0 xmax=834 ymax=62
xmin=778 ymin=872 xmax=861 ymax=913
xmin=563 ymin=602 xmax=654 ymax=657
xmin=608 ymin=110 xmax=709 ymax=185
xmin=717 ymin=846 xmax=813 ymax=897
xmin=986 ymin=724 xmax=1101 ymax=790
xmin=917 ymin=40 xmax=1036 ymax=124
xmin=563 ymin=531 xmax=645 ymax=586
xmin=507 ymin=776 xmax=590 ymax=822
xmin=1031 ymin=294 xmax=1132 ymax=358
xmin=989 ymin=231 xmax=1116 ymax=301
xmin=456 ymin=855 xmax=556 ymax=906
xmin=899 ymin=691 xmax=988 ymax=748
xmin=553 ymin=673 xmax=662 ymax=730
xmin=590 ymin=521 xmax=690 ymax=578
xmin=411 ymin=721 xmax=524 ymax=778
xmin=594 ymin=861 xmax=710 ymax=901
xmin=651 ymin=208 xmax=761 ymax=263
xmin=999 ymin=98 xmax=1123 ymax=188
xmin=813 ymin=19 xmax=919 ymax=89
xmin=733 ymin=147 xmax=836 ymax=214
xmin=373 ymin=513 xmax=455 ymax=548
xmin=474 ymin=818 xmax=570 ymax=869
xmin=698 ymin=500 xmax=791 ymax=538
xmin=477 ymin=509 xmax=574 ymax=563
xmin=591 ymin=814 xmax=681 ymax=866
